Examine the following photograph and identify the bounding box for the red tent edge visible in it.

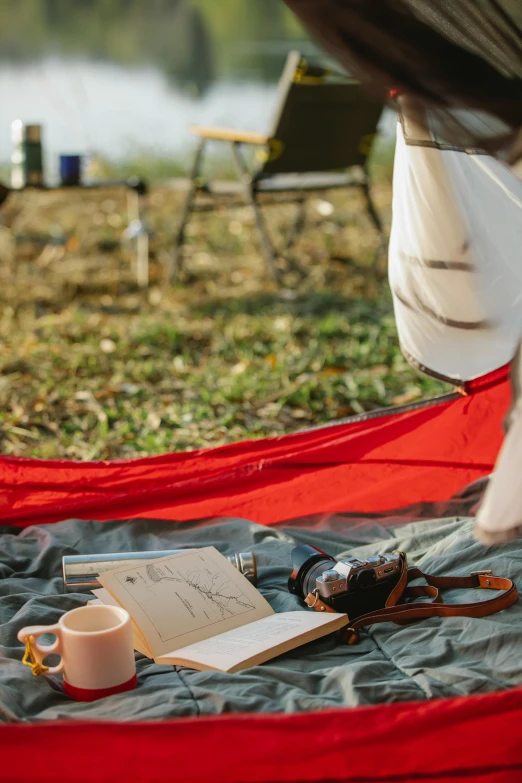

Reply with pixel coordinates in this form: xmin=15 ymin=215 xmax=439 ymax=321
xmin=2 ymin=684 xmax=522 ymax=783
xmin=0 ymin=365 xmax=512 ymax=527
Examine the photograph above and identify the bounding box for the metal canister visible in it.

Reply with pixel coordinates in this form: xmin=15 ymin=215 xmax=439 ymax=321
xmin=11 ymin=121 xmax=44 ymax=188
xmin=59 ymin=154 xmax=82 ymax=186
xmin=63 ymin=550 xmax=257 ymax=590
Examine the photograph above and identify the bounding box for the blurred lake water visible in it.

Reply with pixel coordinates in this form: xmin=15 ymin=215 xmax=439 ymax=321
xmin=0 ymin=0 xmax=395 ymax=180
xmin=0 ymin=58 xmax=281 ymax=177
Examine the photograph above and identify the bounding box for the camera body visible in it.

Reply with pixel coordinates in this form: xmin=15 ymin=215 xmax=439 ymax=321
xmin=288 ymin=545 xmax=402 ymax=620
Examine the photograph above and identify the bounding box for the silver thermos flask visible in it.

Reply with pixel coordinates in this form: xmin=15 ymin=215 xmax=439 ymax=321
xmin=63 ymin=550 xmax=257 ymax=589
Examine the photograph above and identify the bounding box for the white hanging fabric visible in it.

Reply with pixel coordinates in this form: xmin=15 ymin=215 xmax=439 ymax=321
xmin=388 ymin=97 xmax=522 ymax=383
xmin=475 ymin=342 xmax=522 ymax=543
xmin=390 ymin=97 xmax=522 ymax=542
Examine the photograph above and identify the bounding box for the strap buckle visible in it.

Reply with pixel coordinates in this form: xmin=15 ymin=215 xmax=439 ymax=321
xmin=343 ymin=627 xmax=359 ymax=645
xmin=471 ymin=570 xmax=493 ymax=576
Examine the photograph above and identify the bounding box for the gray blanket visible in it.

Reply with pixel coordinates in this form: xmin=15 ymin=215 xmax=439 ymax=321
xmin=1 ymin=514 xmax=521 ymax=723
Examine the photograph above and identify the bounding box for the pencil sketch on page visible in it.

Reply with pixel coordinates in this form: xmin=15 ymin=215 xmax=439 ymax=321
xmin=111 ymin=551 xmax=257 ymax=643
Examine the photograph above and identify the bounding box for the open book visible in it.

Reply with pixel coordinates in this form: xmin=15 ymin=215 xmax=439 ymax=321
xmin=94 ymin=546 xmax=348 ymax=673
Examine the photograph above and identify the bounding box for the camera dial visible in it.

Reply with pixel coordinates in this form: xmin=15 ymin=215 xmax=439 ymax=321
xmin=322 ymin=569 xmax=340 ymax=582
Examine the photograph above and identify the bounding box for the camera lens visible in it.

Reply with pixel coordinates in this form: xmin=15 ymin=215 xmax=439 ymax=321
xmin=356 ymin=569 xmax=377 ymax=589
xmin=288 ymin=545 xmax=336 ymax=599
xmin=301 ymin=559 xmax=336 ymax=596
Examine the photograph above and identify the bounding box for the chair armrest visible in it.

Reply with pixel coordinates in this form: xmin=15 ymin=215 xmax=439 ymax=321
xmin=190 ymin=125 xmax=269 ymax=145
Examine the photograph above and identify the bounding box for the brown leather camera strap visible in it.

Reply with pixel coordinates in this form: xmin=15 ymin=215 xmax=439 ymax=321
xmin=304 ymin=553 xmax=519 ymax=645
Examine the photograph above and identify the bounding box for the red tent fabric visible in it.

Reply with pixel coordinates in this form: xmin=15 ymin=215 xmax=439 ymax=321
xmin=0 ymin=366 xmax=511 ymax=528
xmin=2 ymin=364 xmax=521 ymax=782
xmin=2 ymin=685 xmax=522 ymax=783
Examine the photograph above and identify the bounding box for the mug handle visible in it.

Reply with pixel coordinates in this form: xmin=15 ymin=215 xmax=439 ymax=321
xmin=17 ymin=624 xmax=64 ymax=676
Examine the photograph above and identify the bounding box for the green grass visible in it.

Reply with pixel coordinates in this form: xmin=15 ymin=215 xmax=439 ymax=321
xmin=0 ymin=175 xmax=449 ymax=461
xmin=0 ymin=292 xmax=448 ymax=460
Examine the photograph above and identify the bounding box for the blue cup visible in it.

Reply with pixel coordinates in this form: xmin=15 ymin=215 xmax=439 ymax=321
xmin=59 ymin=154 xmax=82 ymax=186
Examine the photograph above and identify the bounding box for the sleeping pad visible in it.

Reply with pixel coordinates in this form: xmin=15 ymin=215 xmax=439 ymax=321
xmin=1 ymin=512 xmax=521 ymax=722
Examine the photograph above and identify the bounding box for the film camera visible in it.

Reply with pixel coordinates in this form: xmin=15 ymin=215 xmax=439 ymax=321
xmin=288 ymin=545 xmax=403 ymax=620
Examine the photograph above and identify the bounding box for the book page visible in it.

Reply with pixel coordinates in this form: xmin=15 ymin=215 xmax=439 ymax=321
xmin=157 ymin=611 xmax=348 ymax=672
xmin=98 ymin=547 xmax=273 ymax=657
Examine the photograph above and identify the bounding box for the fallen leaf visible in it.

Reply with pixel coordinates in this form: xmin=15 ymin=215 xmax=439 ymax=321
xmin=322 ymin=366 xmax=345 ymax=376
xmin=391 ymin=389 xmax=422 ymax=405
xmin=313 ymin=199 xmax=335 ymax=217
xmin=118 ymin=384 xmax=141 ymax=395
xmin=146 ymin=411 xmax=161 ymax=430
xmin=75 ymin=391 xmax=94 ymax=402
xmin=231 ymin=361 xmax=248 ymax=375
xmin=66 ymin=236 xmax=80 ymax=252
xmin=100 ymin=338 xmax=116 ymax=354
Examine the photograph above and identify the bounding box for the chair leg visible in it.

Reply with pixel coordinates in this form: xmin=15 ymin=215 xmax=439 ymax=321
xmin=126 ymin=187 xmax=149 ymax=288
xmin=136 ymin=232 xmax=149 ymax=288
xmin=248 ymin=189 xmax=281 ymax=281
xmin=360 ymin=174 xmax=387 ymax=271
xmin=280 ymin=196 xmax=308 ymax=276
xmin=247 ymin=189 xmax=308 ymax=280
xmin=360 ymin=178 xmax=384 ymax=240
xmin=229 ymin=142 xmax=280 ymax=281
xmin=283 ymin=196 xmax=307 ymax=254
xmin=169 ymin=139 xmax=206 ymax=283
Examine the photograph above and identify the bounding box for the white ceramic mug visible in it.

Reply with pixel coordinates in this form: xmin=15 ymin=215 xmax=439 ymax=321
xmin=18 ymin=604 xmax=137 ymax=701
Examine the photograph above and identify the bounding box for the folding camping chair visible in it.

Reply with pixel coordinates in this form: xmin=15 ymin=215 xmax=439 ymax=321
xmin=171 ymin=50 xmax=384 ymax=281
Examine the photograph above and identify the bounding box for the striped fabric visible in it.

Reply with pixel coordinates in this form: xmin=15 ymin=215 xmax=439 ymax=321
xmin=391 ymin=96 xmax=522 ymax=541
xmin=389 ymin=97 xmax=522 ymax=384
